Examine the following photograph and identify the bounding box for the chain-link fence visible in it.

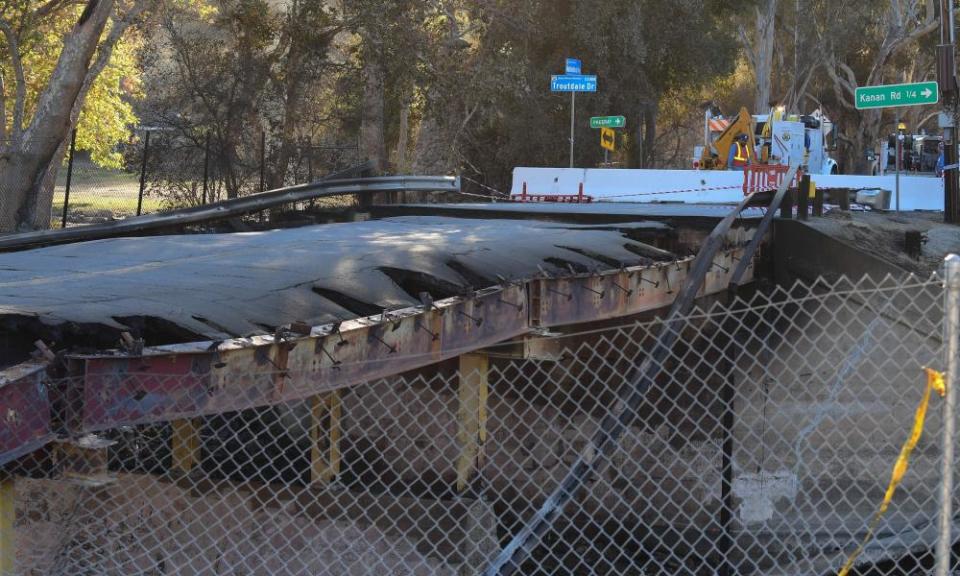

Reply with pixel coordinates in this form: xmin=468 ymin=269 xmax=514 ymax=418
xmin=42 ymin=128 xmax=362 ymax=228
xmin=3 ymin=271 xmax=958 ymax=575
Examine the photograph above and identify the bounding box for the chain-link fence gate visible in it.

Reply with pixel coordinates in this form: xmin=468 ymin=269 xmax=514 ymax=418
xmin=3 ymin=269 xmax=958 ymax=575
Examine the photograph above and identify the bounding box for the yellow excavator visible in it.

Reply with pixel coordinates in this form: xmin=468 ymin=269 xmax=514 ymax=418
xmin=699 ymin=106 xmax=757 ymax=170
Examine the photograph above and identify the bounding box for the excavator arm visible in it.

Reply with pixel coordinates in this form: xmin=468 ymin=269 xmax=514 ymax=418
xmin=700 ymin=106 xmax=757 ymax=170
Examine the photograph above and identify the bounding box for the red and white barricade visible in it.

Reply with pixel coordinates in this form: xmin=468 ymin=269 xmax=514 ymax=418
xmin=512 ymin=182 xmax=594 ymax=203
xmin=743 ymin=164 xmax=803 ymax=195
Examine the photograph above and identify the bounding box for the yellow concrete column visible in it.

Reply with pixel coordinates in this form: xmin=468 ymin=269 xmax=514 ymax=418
xmin=457 ymin=353 xmax=489 ymax=492
xmin=0 ymin=474 xmax=14 ymax=575
xmin=311 ymin=391 xmax=342 ymax=484
xmin=171 ymin=419 xmax=200 ymax=473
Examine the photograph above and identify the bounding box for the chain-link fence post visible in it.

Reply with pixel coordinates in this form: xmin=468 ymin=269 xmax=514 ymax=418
xmin=937 ymin=253 xmax=960 ymax=576
xmin=136 ymin=130 xmax=151 ymax=216
xmin=259 ymin=130 xmax=266 ymax=193
xmin=60 ymin=128 xmax=77 ymax=228
xmin=202 ymin=131 xmax=210 ymax=205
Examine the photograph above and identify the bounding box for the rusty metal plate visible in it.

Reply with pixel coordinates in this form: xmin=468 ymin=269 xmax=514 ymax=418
xmin=0 ymin=364 xmax=54 ymax=466
xmin=83 ymin=355 xmax=212 ymax=432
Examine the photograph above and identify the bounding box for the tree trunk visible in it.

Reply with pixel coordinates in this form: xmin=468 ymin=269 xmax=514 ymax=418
xmin=740 ymin=0 xmax=777 ymax=113
xmin=361 ymin=53 xmax=387 ymax=174
xmin=849 ymin=110 xmax=883 ymax=174
xmin=412 ymin=113 xmax=455 ymax=175
xmin=753 ymin=0 xmax=777 ymax=112
xmin=643 ymin=103 xmax=657 ymax=167
xmin=0 ymin=0 xmax=114 ymax=232
xmin=395 ymin=93 xmax=411 ymax=174
xmin=267 ymin=69 xmax=304 ymax=190
xmin=629 ymin=102 xmax=657 ymax=169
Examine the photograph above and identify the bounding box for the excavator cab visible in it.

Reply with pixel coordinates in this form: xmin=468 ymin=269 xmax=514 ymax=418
xmin=699 ymin=107 xmax=757 ymax=170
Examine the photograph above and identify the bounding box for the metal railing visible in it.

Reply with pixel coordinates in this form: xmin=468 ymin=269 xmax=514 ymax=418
xmin=0 ymin=174 xmax=459 ymax=252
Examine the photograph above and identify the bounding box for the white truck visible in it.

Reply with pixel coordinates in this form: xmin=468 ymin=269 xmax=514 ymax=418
xmin=696 ymin=106 xmax=839 ymax=175
xmin=754 ymin=109 xmax=839 ymax=175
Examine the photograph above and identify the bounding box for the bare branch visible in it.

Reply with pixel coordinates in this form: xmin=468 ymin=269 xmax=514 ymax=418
xmin=837 ymin=61 xmax=859 ymax=94
xmin=434 ymin=0 xmax=461 ymax=39
xmin=737 ymin=25 xmax=757 ymax=73
xmin=822 ymin=59 xmax=856 ymax=112
xmin=917 ymin=109 xmax=939 ymax=129
xmin=889 ymin=0 xmax=903 ymax=29
xmin=33 ymin=0 xmax=76 ymax=19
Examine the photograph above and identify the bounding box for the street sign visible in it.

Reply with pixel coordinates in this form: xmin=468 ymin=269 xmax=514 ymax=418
xmin=590 ymin=116 xmax=626 ymax=129
xmin=551 ymin=75 xmax=598 ymax=93
xmin=855 ymin=81 xmax=939 ymax=110
xmin=566 ymin=58 xmax=581 ymax=75
xmin=600 ymin=127 xmax=616 ymax=152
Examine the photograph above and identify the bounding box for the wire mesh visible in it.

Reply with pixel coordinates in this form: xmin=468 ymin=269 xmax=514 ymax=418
xmin=2 ymin=272 xmax=956 ymax=575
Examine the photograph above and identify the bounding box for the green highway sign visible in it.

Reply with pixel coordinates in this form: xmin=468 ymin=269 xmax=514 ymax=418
xmin=855 ymin=81 xmax=939 ymax=110
xmin=590 ymin=115 xmax=626 ymax=129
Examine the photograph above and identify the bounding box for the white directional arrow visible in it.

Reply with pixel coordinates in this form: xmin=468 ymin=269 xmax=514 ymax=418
xmin=922 ymin=88 xmax=934 ymax=98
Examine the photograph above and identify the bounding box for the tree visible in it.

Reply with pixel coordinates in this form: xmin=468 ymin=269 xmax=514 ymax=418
xmin=0 ymin=0 xmax=156 ymax=232
xmin=738 ymin=0 xmax=777 ymax=112
xmin=815 ymin=0 xmax=938 ymax=173
xmin=423 ymin=0 xmax=737 ymax=187
xmin=143 ymin=0 xmax=340 ymax=198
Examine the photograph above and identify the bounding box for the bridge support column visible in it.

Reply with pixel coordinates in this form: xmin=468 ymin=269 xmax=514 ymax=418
xmin=171 ymin=419 xmax=200 ymax=473
xmin=457 ymin=353 xmax=489 ymax=492
xmin=0 ymin=473 xmax=13 ymax=575
xmin=311 ymin=391 xmax=341 ymax=484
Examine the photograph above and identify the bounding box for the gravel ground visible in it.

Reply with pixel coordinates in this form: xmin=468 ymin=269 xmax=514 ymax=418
xmin=802 ymin=210 xmax=960 ymax=276
xmin=14 ymin=475 xmax=456 ymax=576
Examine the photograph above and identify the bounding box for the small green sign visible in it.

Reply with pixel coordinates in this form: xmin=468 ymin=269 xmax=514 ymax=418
xmin=854 ymin=81 xmax=939 ymax=110
xmin=590 ymin=116 xmax=626 ymax=129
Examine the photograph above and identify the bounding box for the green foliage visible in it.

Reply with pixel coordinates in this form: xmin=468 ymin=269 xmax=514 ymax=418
xmin=1 ymin=2 xmax=142 ymax=168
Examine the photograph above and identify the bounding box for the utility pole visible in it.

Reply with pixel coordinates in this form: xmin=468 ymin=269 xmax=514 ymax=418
xmin=938 ymin=0 xmax=959 ymax=223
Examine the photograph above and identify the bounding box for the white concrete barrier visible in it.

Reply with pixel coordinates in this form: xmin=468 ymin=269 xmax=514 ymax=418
xmin=511 ymin=167 xmax=945 ymax=211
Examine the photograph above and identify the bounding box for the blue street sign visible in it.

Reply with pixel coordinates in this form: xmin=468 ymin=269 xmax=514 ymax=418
xmin=565 ymin=58 xmax=582 ymax=75
xmin=551 ymin=75 xmax=597 ymax=93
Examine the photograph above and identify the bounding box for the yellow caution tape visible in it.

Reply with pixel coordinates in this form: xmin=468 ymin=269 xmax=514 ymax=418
xmin=838 ymin=368 xmax=946 ymax=576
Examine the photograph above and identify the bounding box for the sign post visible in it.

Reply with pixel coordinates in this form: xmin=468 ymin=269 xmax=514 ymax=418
xmin=897 ymin=126 xmax=903 ymax=212
xmin=571 ymin=92 xmax=576 ymax=168
xmin=600 ymin=127 xmax=616 ymax=165
xmin=552 ymin=61 xmax=597 ymax=168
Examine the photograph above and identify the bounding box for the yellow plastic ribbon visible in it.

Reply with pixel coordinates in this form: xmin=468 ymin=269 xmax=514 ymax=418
xmin=838 ymin=368 xmax=946 ymax=576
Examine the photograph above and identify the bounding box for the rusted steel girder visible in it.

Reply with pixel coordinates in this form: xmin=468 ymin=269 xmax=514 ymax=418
xmin=0 ymin=245 xmax=753 ymax=461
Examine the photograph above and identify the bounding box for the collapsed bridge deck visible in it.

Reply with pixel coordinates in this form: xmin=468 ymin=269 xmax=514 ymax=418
xmin=0 ymin=213 xmax=754 ymax=463
xmin=1 ymin=216 xmax=679 ymax=357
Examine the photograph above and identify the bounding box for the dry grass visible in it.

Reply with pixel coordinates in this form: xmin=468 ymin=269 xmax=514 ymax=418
xmin=52 ymin=166 xmax=165 ymax=226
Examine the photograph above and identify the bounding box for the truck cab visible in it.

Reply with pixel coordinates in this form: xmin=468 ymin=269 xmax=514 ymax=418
xmin=753 ymin=110 xmax=839 ymax=175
